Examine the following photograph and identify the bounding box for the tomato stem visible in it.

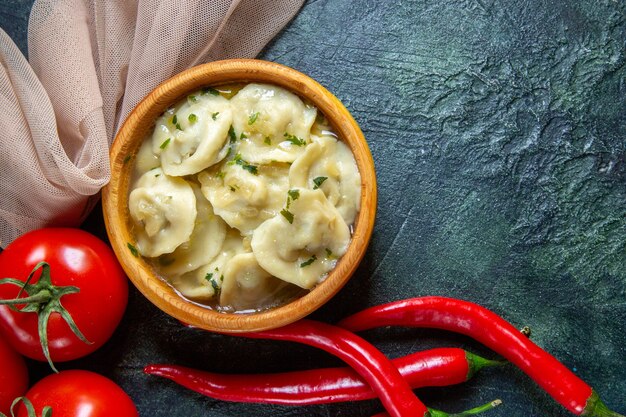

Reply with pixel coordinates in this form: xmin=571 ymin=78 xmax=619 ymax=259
xmin=0 ymin=261 xmax=92 ymax=372
xmin=0 ymin=290 xmax=52 ymax=305
xmin=0 ymin=397 xmax=52 ymax=417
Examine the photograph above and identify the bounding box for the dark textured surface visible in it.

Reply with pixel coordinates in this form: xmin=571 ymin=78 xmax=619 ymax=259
xmin=2 ymin=1 xmax=625 ymax=416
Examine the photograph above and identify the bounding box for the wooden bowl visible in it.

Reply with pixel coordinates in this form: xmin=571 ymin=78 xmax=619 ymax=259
xmin=102 ymin=59 xmax=377 ymax=333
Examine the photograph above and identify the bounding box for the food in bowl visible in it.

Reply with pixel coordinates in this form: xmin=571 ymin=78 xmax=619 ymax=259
xmin=127 ymin=83 xmax=361 ymax=313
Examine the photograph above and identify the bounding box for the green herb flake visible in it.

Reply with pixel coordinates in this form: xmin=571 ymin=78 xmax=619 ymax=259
xmin=210 ymin=278 xmax=220 ymax=296
xmin=280 ymin=208 xmax=294 ymax=224
xmin=159 ymin=138 xmax=171 ymax=149
xmin=205 ymin=272 xmax=214 ymax=282
xmin=240 ymin=132 xmax=248 ymax=139
xmin=300 ymin=255 xmax=317 ymax=268
xmin=231 ymin=154 xmax=258 ymax=175
xmin=248 ymin=112 xmax=259 ymax=125
xmin=188 ymin=94 xmax=198 ymax=102
xmin=212 ymin=112 xmax=219 ymax=121
xmin=286 ymin=189 xmax=300 ymax=209
xmin=188 ymin=113 xmax=198 ymax=124
xmin=228 ymin=125 xmax=237 ymax=142
xmin=264 ymin=136 xmax=272 ymax=145
xmin=175 ymin=123 xmax=183 ymax=131
xmin=241 ymin=163 xmax=258 ymax=175
xmin=202 ymin=87 xmax=220 ymax=96
xmin=325 ymin=248 xmax=333 ymax=258
xmin=288 ymin=189 xmax=300 ymax=201
xmin=284 ymin=133 xmax=306 ymax=146
xmin=123 ymin=154 xmax=133 ymax=165
xmin=215 ymin=171 xmax=225 ymax=179
xmin=172 ymin=115 xmax=178 ymax=125
xmin=127 ymin=243 xmax=139 ymax=257
xmin=229 ymin=185 xmax=237 ymax=192
xmin=313 ymin=176 xmax=328 ymax=189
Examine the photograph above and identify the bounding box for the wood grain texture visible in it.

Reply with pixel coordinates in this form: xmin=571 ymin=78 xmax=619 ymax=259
xmin=102 ymin=59 xmax=377 ymax=333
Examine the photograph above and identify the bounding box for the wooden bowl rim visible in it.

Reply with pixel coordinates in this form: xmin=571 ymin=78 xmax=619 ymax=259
xmin=102 ymin=58 xmax=377 ymax=333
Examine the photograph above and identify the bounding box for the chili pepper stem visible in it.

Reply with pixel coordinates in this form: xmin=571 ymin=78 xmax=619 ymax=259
xmin=0 ymin=261 xmax=92 ymax=373
xmin=465 ymin=351 xmax=506 ymax=379
xmin=583 ymin=391 xmax=625 ymax=417
xmin=428 ymin=399 xmax=502 ymax=417
xmin=370 ymin=399 xmax=503 ymax=417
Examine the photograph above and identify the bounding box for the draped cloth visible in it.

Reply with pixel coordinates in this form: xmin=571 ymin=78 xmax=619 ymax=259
xmin=0 ymin=0 xmax=304 ymax=247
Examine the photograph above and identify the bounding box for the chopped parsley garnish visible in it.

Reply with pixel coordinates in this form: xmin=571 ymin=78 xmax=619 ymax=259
xmin=264 ymin=136 xmax=272 ymax=145
xmin=202 ymin=87 xmax=220 ymax=96
xmin=280 ymin=208 xmax=294 ymax=224
xmin=228 ymin=154 xmax=258 ymax=175
xmin=188 ymin=95 xmax=198 ymax=102
xmin=188 ymin=113 xmax=198 ymax=124
xmin=313 ymin=176 xmax=328 ymax=189
xmin=248 ymin=112 xmax=259 ymax=125
xmin=284 ymin=133 xmax=306 ymax=146
xmin=211 ymin=279 xmax=221 ymax=295
xmin=175 ymin=123 xmax=183 ymax=130
xmin=172 ymin=115 xmax=178 ymax=125
xmin=127 ymin=243 xmax=139 ymax=257
xmin=123 ymin=154 xmax=133 ymax=165
xmin=159 ymin=138 xmax=171 ymax=149
xmin=215 ymin=171 xmax=225 ymax=179
xmin=240 ymin=132 xmax=248 ymax=139
xmin=325 ymin=248 xmax=333 ymax=258
xmin=205 ymin=272 xmax=221 ymax=297
xmin=300 ymin=255 xmax=317 ymax=267
xmin=228 ymin=125 xmax=237 ymax=142
xmin=212 ymin=112 xmax=219 ymax=120
xmin=288 ymin=189 xmax=300 ymax=201
xmin=286 ymin=188 xmax=300 ymax=209
xmin=229 ymin=185 xmax=236 ymax=192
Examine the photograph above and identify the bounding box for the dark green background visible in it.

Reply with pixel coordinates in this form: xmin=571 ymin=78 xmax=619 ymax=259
xmin=2 ymin=1 xmax=625 ymax=416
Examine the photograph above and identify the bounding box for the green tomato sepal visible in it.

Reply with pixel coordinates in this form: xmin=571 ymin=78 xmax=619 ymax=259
xmin=0 ymin=397 xmax=51 ymax=417
xmin=0 ymin=261 xmax=92 ymax=372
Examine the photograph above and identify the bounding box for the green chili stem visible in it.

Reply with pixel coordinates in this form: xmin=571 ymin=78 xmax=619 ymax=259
xmin=584 ymin=391 xmax=625 ymax=417
xmin=428 ymin=399 xmax=502 ymax=417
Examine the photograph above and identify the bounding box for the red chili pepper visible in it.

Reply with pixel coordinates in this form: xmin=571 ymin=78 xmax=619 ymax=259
xmin=338 ymin=296 xmax=624 ymax=417
xmin=144 ymin=347 xmax=501 ymax=405
xmin=232 ymin=319 xmax=430 ymax=417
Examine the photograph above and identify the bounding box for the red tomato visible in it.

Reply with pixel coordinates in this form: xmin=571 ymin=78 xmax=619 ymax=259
xmin=0 ymin=335 xmax=29 ymax=415
xmin=0 ymin=228 xmax=128 ymax=364
xmin=18 ymin=370 xmax=138 ymax=417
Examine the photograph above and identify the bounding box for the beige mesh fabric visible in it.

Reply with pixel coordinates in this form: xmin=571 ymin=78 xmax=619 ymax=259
xmin=0 ymin=0 xmax=304 ymax=247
